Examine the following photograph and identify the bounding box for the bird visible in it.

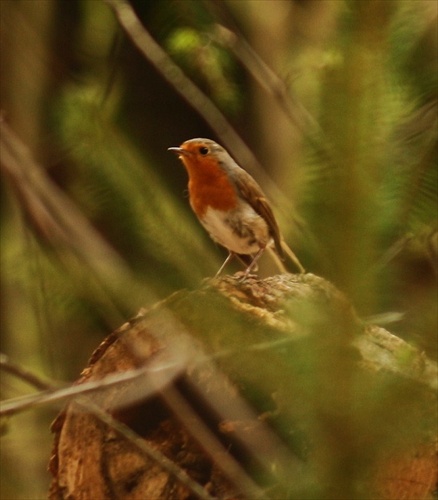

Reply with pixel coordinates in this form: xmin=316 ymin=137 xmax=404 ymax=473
xmin=168 ymin=138 xmax=305 ymax=278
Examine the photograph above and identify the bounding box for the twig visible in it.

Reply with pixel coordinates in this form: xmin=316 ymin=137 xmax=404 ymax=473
xmin=0 ymin=357 xmax=213 ymax=499
xmin=0 ymin=120 xmax=149 ymax=321
xmin=161 ymin=383 xmax=268 ymax=499
xmin=77 ymin=398 xmax=216 ymax=500
xmin=0 ymin=353 xmax=55 ymax=391
xmin=0 ymin=353 xmax=188 ymax=417
xmin=163 ymin=361 xmax=304 ymax=498
xmin=208 ymin=29 xmax=335 ymax=171
xmin=212 ymin=27 xmax=320 ymax=136
xmin=203 ymin=0 xmax=335 ymax=165
xmin=103 ymin=0 xmax=287 ymax=203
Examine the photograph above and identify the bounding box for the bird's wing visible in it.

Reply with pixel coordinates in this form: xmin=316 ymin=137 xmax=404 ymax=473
xmin=232 ymin=169 xmax=284 ymax=259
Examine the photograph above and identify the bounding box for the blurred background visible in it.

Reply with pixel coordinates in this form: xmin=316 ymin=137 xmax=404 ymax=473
xmin=1 ymin=0 xmax=436 ymax=498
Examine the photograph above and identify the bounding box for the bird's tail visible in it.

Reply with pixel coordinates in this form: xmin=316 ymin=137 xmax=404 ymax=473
xmin=268 ymin=240 xmax=305 ymax=274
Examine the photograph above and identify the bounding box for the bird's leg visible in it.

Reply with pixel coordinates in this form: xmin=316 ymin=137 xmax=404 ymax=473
xmin=215 ymin=251 xmax=236 ymax=277
xmin=234 ymin=253 xmax=258 ymax=272
xmin=241 ymin=247 xmax=266 ymax=280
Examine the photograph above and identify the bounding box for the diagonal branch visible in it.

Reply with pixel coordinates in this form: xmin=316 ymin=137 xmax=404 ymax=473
xmin=0 ymin=119 xmax=151 ymax=319
xmin=103 ymin=0 xmax=287 ymax=202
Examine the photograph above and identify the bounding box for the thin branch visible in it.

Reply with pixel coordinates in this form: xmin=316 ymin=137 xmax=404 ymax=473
xmin=103 ymin=0 xmax=287 ymax=203
xmin=161 ymin=383 xmax=268 ymax=500
xmin=0 ymin=337 xmax=295 ymax=417
xmin=0 ymin=359 xmax=213 ymax=499
xmin=203 ymin=0 xmax=336 ymax=169
xmin=0 ymin=123 xmax=128 ymax=280
xmin=0 ymin=353 xmax=55 ymax=391
xmin=212 ymin=27 xmax=320 ymax=136
xmin=167 ymin=363 xmax=304 ymax=497
xmin=77 ymin=399 xmax=216 ymax=500
xmin=214 ymin=54 xmax=334 ymax=179
xmin=0 ymin=120 xmax=151 ymax=320
xmin=0 ymin=352 xmax=188 ymax=417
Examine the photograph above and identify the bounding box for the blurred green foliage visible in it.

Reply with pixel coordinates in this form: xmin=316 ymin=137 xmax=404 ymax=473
xmin=166 ymin=27 xmax=241 ymax=112
xmin=1 ymin=0 xmax=436 ymax=498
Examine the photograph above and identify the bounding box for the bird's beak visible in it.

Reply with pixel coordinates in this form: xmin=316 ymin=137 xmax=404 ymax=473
xmin=168 ymin=147 xmax=189 ymax=157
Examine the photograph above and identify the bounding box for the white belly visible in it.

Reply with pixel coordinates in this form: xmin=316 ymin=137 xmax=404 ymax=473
xmin=199 ymin=205 xmax=271 ymax=255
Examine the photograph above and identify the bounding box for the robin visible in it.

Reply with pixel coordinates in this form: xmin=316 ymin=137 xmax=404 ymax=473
xmin=168 ymin=138 xmax=305 ymax=278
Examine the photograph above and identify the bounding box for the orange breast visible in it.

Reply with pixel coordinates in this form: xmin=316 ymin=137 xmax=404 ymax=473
xmin=182 ymin=156 xmax=238 ymax=218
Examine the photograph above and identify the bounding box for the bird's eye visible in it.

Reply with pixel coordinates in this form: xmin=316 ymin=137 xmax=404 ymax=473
xmin=199 ymin=146 xmax=209 ymax=156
